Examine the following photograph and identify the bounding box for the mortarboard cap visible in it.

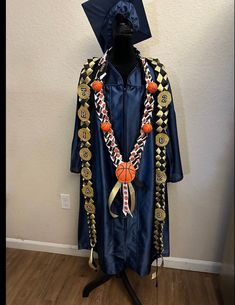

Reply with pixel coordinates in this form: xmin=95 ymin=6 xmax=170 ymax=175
xmin=82 ymin=0 xmax=152 ymax=52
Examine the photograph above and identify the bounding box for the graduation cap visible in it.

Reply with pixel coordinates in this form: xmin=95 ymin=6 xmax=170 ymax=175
xmin=82 ymin=0 xmax=152 ymax=52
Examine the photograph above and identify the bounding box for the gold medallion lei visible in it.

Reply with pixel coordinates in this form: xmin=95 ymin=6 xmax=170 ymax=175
xmin=77 ymin=57 xmax=99 ymax=271
xmin=147 ymin=58 xmax=172 ymax=286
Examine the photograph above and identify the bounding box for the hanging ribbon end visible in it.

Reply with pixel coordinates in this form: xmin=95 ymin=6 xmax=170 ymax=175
xmin=129 ymin=211 xmax=133 ymax=218
xmin=151 ymin=271 xmax=156 ymax=280
xmin=88 ymin=247 xmax=99 ymax=271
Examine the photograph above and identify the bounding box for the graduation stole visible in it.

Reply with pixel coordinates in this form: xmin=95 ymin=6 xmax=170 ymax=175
xmin=92 ymin=49 xmax=158 ymax=218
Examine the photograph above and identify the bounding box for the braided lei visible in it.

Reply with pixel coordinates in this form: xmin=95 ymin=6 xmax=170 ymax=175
xmin=92 ymin=49 xmax=159 ymax=217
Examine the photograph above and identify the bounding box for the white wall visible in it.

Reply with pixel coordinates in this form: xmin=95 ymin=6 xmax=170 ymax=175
xmin=6 ymin=0 xmax=234 ymax=263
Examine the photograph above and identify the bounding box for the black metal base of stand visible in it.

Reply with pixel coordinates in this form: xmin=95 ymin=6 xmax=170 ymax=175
xmin=83 ymin=269 xmax=143 ymax=305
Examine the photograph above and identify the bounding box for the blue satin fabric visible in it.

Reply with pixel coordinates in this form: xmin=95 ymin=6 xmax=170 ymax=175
xmin=70 ymin=61 xmax=183 ymax=276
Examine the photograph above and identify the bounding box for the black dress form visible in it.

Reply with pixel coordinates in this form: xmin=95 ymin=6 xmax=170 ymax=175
xmin=109 ymin=14 xmax=139 ymax=85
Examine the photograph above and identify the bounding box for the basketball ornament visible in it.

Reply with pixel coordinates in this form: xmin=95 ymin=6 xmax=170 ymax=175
xmin=147 ymin=82 xmax=158 ymax=94
xmin=101 ymin=122 xmax=112 ymax=132
xmin=108 ymin=161 xmax=136 ymax=218
xmin=116 ymin=162 xmax=136 ymax=183
xmin=142 ymin=123 xmax=153 ymax=134
xmin=92 ymin=80 xmax=103 ymax=92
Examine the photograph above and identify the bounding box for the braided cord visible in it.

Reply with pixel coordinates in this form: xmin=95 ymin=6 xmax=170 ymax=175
xmin=77 ymin=57 xmax=99 ymax=269
xmin=147 ymin=58 xmax=171 ymax=284
xmin=94 ymin=51 xmax=155 ymax=171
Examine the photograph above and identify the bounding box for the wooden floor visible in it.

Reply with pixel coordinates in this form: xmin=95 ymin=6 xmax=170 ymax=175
xmin=6 ymin=248 xmax=224 ymax=305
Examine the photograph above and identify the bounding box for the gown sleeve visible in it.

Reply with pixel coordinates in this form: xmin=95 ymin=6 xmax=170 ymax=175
xmin=70 ymin=73 xmax=82 ymax=174
xmin=166 ymin=81 xmax=184 ymax=183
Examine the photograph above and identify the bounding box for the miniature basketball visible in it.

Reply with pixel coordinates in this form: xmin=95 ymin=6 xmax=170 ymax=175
xmin=147 ymin=82 xmax=158 ymax=94
xmin=143 ymin=123 xmax=153 ymax=133
xmin=92 ymin=80 xmax=103 ymax=92
xmin=115 ymin=162 xmax=136 ymax=183
xmin=101 ymin=122 xmax=112 ymax=132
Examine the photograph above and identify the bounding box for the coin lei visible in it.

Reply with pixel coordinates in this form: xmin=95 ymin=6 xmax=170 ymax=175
xmin=147 ymin=57 xmax=171 ymax=286
xmin=93 ymin=50 xmax=156 ymax=217
xmin=77 ymin=57 xmax=99 ymax=271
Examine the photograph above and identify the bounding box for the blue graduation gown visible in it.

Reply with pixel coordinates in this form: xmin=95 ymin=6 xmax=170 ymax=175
xmin=70 ymin=60 xmax=183 ymax=276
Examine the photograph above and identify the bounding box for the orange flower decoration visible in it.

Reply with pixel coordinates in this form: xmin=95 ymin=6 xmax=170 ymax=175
xmin=92 ymin=80 xmax=103 ymax=92
xmin=147 ymin=82 xmax=158 ymax=94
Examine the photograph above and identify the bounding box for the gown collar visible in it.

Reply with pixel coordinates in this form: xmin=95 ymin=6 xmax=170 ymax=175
xmin=106 ymin=61 xmax=144 ymax=86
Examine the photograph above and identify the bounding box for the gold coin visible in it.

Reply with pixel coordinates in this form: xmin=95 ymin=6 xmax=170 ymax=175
xmin=84 ymin=201 xmax=96 ymax=214
xmin=78 ymin=128 xmax=91 ymax=141
xmin=77 ymin=106 xmax=90 ymax=122
xmin=155 ymin=208 xmax=166 ymax=222
xmin=156 ymin=170 xmax=167 ymax=184
xmin=81 ymin=167 xmax=92 ymax=180
xmin=156 ymin=133 xmax=169 ymax=147
xmin=79 ymin=148 xmax=92 ymax=161
xmin=77 ymin=84 xmax=90 ymax=100
xmin=158 ymin=91 xmax=172 ymax=107
xmin=82 ymin=184 xmax=94 ymax=198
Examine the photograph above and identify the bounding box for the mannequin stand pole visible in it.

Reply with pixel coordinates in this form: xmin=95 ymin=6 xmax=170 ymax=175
xmin=83 ymin=269 xmax=143 ymax=305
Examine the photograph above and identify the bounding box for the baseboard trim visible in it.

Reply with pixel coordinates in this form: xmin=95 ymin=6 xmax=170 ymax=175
xmin=6 ymin=237 xmax=92 ymax=258
xmin=6 ymin=237 xmax=221 ymax=274
xmin=157 ymin=257 xmax=221 ymax=274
